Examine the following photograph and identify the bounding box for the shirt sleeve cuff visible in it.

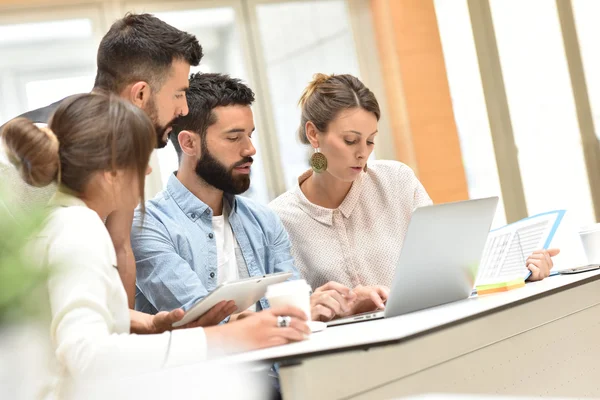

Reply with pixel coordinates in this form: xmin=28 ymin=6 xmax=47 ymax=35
xmin=164 ymin=327 xmax=207 ymax=368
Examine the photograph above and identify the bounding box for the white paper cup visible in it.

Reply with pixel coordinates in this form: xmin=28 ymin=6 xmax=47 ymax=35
xmin=265 ymin=279 xmax=312 ymax=321
xmin=579 ymin=223 xmax=600 ymax=264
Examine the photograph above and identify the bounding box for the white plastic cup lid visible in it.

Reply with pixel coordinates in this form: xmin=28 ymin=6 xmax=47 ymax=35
xmin=579 ymin=222 xmax=600 ymax=234
xmin=265 ymin=279 xmax=311 ymax=297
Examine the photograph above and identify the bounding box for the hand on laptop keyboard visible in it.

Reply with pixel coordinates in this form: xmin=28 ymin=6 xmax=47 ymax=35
xmin=341 ymin=285 xmax=389 ymax=317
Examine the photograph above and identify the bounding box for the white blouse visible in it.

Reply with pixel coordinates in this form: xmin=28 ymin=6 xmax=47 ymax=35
xmin=269 ymin=160 xmax=432 ymax=290
xmin=36 ymin=190 xmax=207 ymax=397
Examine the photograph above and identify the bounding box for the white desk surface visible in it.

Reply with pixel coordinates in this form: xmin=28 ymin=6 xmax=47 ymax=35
xmin=225 ymin=270 xmax=600 ymax=364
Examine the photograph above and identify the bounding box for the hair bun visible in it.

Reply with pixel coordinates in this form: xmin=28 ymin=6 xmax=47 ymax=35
xmin=298 ymin=73 xmax=333 ymax=107
xmin=1 ymin=118 xmax=60 ymax=187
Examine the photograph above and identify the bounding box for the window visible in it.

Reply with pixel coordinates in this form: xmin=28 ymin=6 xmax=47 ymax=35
xmin=435 ymin=0 xmax=506 ymax=227
xmin=490 ymin=0 xmax=595 ymax=227
xmin=25 ymin=74 xmax=95 ymax=110
xmin=573 ymin=0 xmax=600 ymax=139
xmin=0 ymin=15 xmax=98 ymax=124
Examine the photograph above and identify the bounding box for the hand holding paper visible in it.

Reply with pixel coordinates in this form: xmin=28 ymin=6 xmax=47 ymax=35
xmin=475 ymin=210 xmax=565 ymax=292
xmin=526 ymin=248 xmax=560 ymax=281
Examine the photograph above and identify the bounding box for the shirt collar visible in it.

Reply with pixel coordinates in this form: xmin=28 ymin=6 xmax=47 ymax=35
xmin=49 ymin=186 xmax=88 ymax=208
xmin=166 ymin=173 xmax=238 ymax=219
xmin=293 ymin=169 xmax=365 ymax=226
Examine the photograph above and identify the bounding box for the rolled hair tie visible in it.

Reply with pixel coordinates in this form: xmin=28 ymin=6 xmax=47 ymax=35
xmin=21 ymin=156 xmax=32 ymax=175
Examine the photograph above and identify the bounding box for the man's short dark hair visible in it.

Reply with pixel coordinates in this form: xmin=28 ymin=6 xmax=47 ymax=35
xmin=94 ymin=13 xmax=203 ymax=93
xmin=171 ymin=73 xmax=255 ymax=158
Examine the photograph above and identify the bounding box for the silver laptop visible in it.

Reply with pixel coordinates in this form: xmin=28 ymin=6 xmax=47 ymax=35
xmin=327 ymin=197 xmax=499 ymax=327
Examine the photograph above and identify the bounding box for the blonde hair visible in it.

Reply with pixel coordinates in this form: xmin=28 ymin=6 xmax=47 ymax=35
xmin=298 ymin=73 xmax=331 ymax=109
xmin=297 ymin=73 xmax=381 ymax=145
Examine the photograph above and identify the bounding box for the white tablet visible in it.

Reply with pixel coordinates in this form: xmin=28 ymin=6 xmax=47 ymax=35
xmin=172 ymin=272 xmax=293 ymax=327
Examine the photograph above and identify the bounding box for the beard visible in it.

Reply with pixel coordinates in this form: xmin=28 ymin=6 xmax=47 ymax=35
xmin=144 ymin=96 xmax=173 ymax=149
xmin=195 ymin=145 xmax=252 ymax=195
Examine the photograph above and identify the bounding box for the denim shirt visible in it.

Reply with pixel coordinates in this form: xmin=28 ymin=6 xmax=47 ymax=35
xmin=131 ymin=174 xmax=300 ymax=314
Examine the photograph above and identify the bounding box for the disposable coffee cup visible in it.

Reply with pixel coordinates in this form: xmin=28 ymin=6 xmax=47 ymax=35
xmin=265 ymin=279 xmax=312 ymax=321
xmin=579 ymin=223 xmax=600 ymax=264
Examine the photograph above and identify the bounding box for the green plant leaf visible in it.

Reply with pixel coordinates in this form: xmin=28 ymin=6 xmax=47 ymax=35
xmin=0 ymin=189 xmax=49 ymax=326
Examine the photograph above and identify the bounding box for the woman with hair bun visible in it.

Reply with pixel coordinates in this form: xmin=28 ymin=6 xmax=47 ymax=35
xmin=2 ymin=93 xmax=309 ymax=396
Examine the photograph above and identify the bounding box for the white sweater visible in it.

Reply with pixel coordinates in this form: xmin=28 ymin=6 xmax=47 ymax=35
xmin=37 ymin=190 xmax=207 ymax=397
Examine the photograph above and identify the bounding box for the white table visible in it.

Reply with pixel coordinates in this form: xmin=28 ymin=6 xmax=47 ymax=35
xmin=226 ymin=271 xmax=600 ymax=399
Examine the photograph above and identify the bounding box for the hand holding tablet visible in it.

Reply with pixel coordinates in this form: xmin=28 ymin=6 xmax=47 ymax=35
xmin=172 ymin=272 xmax=293 ymax=328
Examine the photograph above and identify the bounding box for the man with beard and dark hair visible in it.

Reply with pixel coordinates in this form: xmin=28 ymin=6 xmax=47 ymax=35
xmin=131 ymin=73 xmax=356 ymax=323
xmin=0 ymin=14 xmax=235 ymax=332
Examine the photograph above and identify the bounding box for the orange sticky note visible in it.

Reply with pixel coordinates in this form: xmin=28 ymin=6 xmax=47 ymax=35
xmin=476 ymin=278 xmax=525 ymax=295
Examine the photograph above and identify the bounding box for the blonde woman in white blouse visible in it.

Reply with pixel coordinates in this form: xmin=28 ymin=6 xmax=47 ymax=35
xmin=1 ymin=94 xmax=309 ymax=397
xmin=269 ymin=74 xmax=559 ymax=320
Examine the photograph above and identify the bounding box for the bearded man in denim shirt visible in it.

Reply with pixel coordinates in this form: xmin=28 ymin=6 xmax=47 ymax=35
xmin=131 ymin=72 xmax=355 ymax=324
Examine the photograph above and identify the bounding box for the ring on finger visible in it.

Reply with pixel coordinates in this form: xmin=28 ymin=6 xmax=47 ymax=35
xmin=277 ymin=315 xmax=291 ymax=328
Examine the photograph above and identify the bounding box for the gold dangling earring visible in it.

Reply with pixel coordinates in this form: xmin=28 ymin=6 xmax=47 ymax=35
xmin=309 ymin=148 xmax=328 ymax=173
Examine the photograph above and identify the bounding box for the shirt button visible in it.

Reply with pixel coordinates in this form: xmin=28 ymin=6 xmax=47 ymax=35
xmin=205 ymin=209 xmax=210 ymax=215
xmin=210 ymin=272 xmax=215 ymax=278
xmin=208 ymin=233 xmax=214 ymax=239
xmin=190 ymin=213 xmax=196 ymax=219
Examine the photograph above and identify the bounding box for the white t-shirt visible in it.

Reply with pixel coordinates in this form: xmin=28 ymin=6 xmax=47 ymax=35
xmin=212 ymin=203 xmax=257 ymax=312
xmin=212 ymin=203 xmax=239 ymax=285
